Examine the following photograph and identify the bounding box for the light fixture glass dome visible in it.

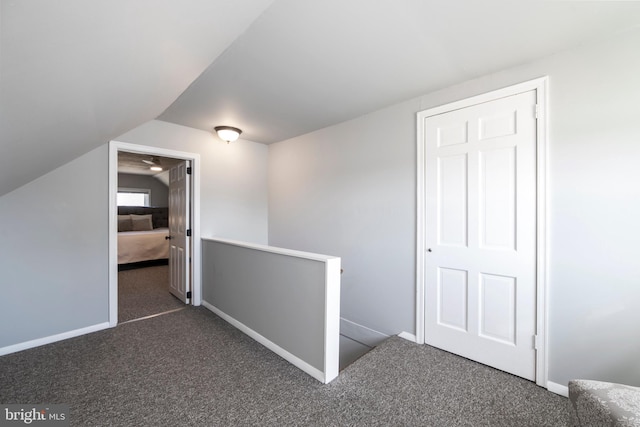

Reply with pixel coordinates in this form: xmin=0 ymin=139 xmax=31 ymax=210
xmin=214 ymin=126 xmax=242 ymax=143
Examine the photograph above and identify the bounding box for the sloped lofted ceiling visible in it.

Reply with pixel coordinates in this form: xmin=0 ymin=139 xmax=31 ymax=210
xmin=3 ymin=0 xmax=640 ymax=197
xmin=0 ymin=0 xmax=273 ymax=197
xmin=158 ymin=0 xmax=640 ymax=144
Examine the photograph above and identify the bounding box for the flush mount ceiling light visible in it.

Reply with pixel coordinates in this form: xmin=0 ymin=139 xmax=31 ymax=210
xmin=150 ymin=166 xmax=163 ymax=172
xmin=214 ymin=126 xmax=242 ymax=143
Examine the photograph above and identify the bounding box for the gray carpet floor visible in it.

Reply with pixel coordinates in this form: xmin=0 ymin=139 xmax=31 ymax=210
xmin=0 ymin=307 xmax=569 ymax=426
xmin=118 ymin=265 xmax=184 ymax=323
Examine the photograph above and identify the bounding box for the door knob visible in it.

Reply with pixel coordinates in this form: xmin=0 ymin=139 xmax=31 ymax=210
xmin=427 ymin=248 xmax=432 ymax=252
xmin=165 ymin=235 xmax=172 ymax=240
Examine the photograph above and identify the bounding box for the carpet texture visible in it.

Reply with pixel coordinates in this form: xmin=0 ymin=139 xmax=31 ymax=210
xmin=118 ymin=265 xmax=184 ymax=323
xmin=0 ymin=307 xmax=568 ymax=426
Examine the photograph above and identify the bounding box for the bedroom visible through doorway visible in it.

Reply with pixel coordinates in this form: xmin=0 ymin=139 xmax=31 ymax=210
xmin=108 ymin=142 xmax=202 ymax=327
xmin=116 ymin=151 xmax=187 ymax=322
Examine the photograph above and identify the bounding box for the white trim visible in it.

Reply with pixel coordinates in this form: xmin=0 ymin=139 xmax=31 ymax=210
xmin=535 ymin=78 xmax=550 ymax=389
xmin=109 ymin=141 xmax=202 ymax=329
xmin=340 ymin=318 xmax=389 ymax=347
xmin=398 ymin=332 xmax=417 ymax=343
xmin=416 ymin=109 xmax=426 ymax=345
xmin=324 ymin=257 xmax=341 ymax=383
xmin=201 ymin=237 xmax=339 ymax=262
xmin=0 ymin=322 xmax=110 ymax=356
xmin=109 ymin=144 xmax=118 ymax=326
xmin=202 ymin=301 xmax=328 ymax=384
xmin=547 ymin=381 xmax=569 ymax=397
xmin=418 ymin=78 xmax=547 ymax=117
xmin=415 ymin=77 xmax=549 ymax=385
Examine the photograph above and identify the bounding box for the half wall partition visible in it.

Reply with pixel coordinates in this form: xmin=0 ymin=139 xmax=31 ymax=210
xmin=201 ymin=238 xmax=341 ymax=383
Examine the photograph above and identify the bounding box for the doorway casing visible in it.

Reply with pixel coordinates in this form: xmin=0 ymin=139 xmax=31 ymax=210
xmin=108 ymin=141 xmax=202 ymax=327
xmin=415 ymin=77 xmax=549 ymax=387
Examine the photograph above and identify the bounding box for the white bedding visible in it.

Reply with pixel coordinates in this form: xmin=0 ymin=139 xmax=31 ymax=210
xmin=118 ymin=227 xmax=170 ymax=264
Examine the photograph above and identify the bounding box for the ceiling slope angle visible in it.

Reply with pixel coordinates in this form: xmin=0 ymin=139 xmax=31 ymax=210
xmin=158 ymin=0 xmax=640 ymax=145
xmin=0 ymin=0 xmax=274 ymax=197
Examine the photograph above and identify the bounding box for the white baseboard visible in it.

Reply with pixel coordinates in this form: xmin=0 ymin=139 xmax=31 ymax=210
xmin=340 ymin=318 xmax=389 ymax=347
xmin=398 ymin=331 xmax=417 ymax=343
xmin=0 ymin=322 xmax=111 ymax=357
xmin=202 ymin=300 xmax=334 ymax=384
xmin=547 ymin=381 xmax=569 ymax=397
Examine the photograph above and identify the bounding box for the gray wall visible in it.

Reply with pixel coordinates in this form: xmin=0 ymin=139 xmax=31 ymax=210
xmin=117 ymin=173 xmax=168 ymax=207
xmin=0 ymin=120 xmax=269 ymax=350
xmin=202 ymin=239 xmax=336 ymax=375
xmin=268 ymin=28 xmax=640 ymax=387
xmin=0 ymin=145 xmax=109 ymax=347
xmin=269 ymin=100 xmax=417 ymax=339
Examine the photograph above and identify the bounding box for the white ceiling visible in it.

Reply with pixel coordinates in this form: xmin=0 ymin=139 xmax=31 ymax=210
xmin=3 ymin=0 xmax=640 ymax=197
xmin=117 ymin=152 xmax=184 ymax=176
xmin=0 ymin=0 xmax=273 ymax=196
xmin=158 ymin=0 xmax=640 ymax=144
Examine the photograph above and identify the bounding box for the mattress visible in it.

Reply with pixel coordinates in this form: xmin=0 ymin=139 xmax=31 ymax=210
xmin=118 ymin=227 xmax=170 ymax=264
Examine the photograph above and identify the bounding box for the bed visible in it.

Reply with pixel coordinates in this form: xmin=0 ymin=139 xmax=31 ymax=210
xmin=118 ymin=207 xmax=170 ymax=265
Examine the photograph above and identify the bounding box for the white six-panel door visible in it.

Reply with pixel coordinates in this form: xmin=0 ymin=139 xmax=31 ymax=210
xmin=423 ymin=90 xmax=537 ymax=380
xmin=169 ymin=161 xmax=190 ymax=304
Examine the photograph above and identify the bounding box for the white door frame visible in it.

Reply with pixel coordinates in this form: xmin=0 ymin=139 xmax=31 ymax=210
xmin=415 ymin=77 xmax=549 ymax=387
xmin=108 ymin=141 xmax=202 ymax=327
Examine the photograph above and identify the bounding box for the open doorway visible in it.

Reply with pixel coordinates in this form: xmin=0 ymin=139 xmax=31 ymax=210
xmin=108 ymin=141 xmax=202 ymax=327
xmin=116 ymin=151 xmax=186 ymax=322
